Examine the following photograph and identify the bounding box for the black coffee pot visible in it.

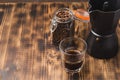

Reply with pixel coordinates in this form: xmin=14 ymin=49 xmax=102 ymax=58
xmin=86 ymin=0 xmax=120 ymax=59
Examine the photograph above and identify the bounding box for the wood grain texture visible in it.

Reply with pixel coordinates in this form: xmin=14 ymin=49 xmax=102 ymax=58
xmin=0 ymin=2 xmax=119 ymax=80
xmin=0 ymin=0 xmax=88 ymax=3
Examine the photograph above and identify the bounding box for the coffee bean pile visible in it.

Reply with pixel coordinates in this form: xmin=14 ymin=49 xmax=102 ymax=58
xmin=52 ymin=20 xmax=75 ymax=47
xmin=56 ymin=11 xmax=72 ymax=22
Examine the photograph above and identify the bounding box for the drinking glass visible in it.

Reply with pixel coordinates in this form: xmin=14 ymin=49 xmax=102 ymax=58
xmin=59 ymin=37 xmax=87 ymax=80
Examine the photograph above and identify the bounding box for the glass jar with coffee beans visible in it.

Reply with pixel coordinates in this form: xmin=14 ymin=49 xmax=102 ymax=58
xmin=50 ymin=8 xmax=75 ymax=47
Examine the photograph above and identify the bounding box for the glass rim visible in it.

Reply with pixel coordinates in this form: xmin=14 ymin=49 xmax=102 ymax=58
xmin=59 ymin=37 xmax=87 ymax=56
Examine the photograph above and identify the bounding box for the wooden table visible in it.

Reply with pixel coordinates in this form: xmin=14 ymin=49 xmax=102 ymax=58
xmin=0 ymin=2 xmax=120 ymax=80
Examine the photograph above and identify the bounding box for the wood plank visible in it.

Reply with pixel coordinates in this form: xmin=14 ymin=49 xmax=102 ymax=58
xmin=0 ymin=4 xmax=14 ymax=69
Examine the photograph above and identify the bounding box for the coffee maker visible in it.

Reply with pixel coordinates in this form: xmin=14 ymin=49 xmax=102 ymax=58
xmin=87 ymin=0 xmax=120 ymax=59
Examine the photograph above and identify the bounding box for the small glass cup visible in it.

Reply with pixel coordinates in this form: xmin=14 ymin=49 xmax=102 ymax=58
xmin=59 ymin=37 xmax=87 ymax=79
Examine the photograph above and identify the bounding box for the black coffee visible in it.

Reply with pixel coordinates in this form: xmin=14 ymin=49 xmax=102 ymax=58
xmin=64 ymin=50 xmax=84 ymax=70
xmin=65 ymin=60 xmax=83 ymax=70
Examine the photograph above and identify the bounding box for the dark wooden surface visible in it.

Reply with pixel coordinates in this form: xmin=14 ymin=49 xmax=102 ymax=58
xmin=0 ymin=0 xmax=88 ymax=3
xmin=0 ymin=2 xmax=120 ymax=80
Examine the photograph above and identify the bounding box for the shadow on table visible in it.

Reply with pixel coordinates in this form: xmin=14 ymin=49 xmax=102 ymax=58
xmin=67 ymin=73 xmax=79 ymax=80
xmin=66 ymin=62 xmax=90 ymax=80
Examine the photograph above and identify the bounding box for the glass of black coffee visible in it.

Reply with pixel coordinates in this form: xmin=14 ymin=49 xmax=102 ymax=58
xmin=59 ymin=37 xmax=87 ymax=74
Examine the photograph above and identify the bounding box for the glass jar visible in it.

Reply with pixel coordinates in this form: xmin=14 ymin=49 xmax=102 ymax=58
xmin=50 ymin=8 xmax=75 ymax=46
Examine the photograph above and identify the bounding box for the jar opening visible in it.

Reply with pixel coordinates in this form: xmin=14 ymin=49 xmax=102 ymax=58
xmin=54 ymin=8 xmax=74 ymax=23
